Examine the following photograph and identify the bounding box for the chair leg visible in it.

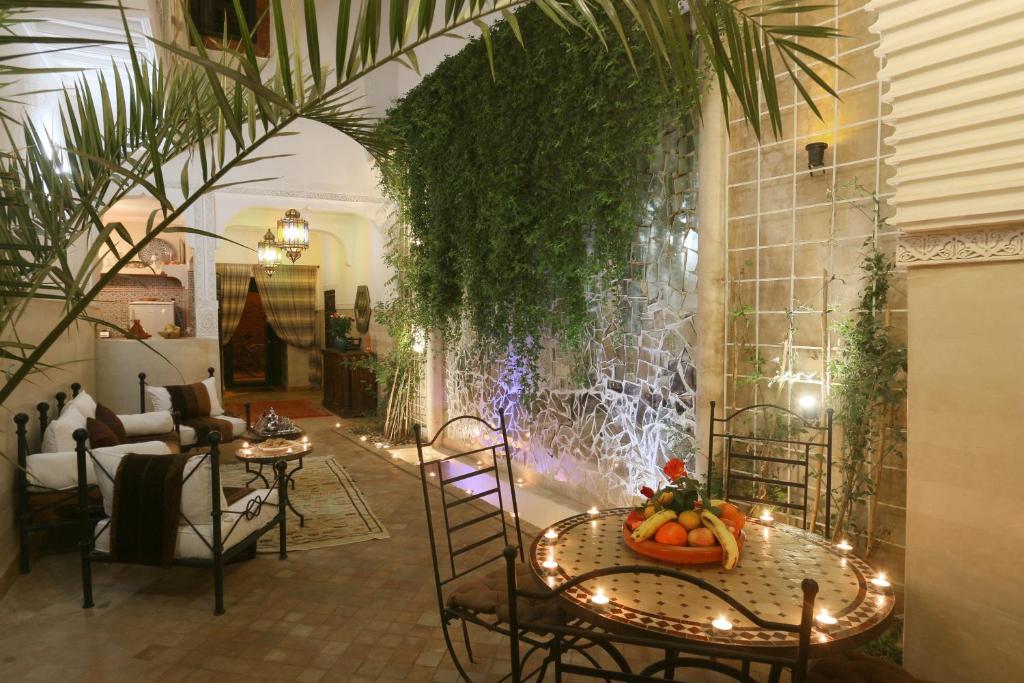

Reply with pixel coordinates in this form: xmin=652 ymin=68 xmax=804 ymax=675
xmin=768 ymin=663 xmax=784 ymax=683
xmin=213 ymin=560 xmax=224 ymax=616
xmin=460 ymin=617 xmax=475 ymax=663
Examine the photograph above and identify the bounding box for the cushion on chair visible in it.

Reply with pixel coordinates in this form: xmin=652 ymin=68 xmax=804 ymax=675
xmin=86 ymin=417 xmax=121 ymax=448
xmin=202 ymin=376 xmax=223 ymax=416
xmin=119 ymin=411 xmax=175 ymax=436
xmin=94 ymin=487 xmax=280 ymax=560
xmin=95 ymin=403 xmax=128 ymax=443
xmin=807 ymin=652 xmax=935 ymax=683
xmin=448 ymin=561 xmax=563 ymax=626
xmin=26 ymin=441 xmax=169 ymax=492
xmin=145 ymin=385 xmax=173 ymax=412
xmin=66 ymin=390 xmax=98 ymax=419
xmin=40 ymin=407 xmax=87 ymax=453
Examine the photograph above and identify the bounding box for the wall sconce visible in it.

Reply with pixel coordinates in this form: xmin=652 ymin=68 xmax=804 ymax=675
xmin=805 ymin=142 xmax=828 ymax=176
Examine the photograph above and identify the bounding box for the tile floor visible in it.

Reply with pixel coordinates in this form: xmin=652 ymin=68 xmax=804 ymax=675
xmin=0 ymin=391 xmax=784 ymax=682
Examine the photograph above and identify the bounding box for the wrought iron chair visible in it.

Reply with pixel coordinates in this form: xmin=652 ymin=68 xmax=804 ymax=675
xmin=707 ymin=401 xmax=834 ymax=536
xmin=73 ymin=429 xmax=288 ymax=615
xmin=503 ymin=545 xmax=820 ymax=683
xmin=416 ymin=414 xmax=557 ymax=682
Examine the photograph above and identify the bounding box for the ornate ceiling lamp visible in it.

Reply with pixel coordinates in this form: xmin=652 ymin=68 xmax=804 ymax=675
xmin=257 ymin=228 xmax=282 ymax=276
xmin=276 ymin=208 xmax=310 ymax=263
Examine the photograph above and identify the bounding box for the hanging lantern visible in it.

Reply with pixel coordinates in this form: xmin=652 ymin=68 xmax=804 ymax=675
xmin=257 ymin=228 xmax=282 ymax=276
xmin=276 ymin=208 xmax=309 ymax=263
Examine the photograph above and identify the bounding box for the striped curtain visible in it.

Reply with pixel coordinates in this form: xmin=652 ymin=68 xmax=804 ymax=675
xmin=253 ymin=265 xmax=317 ymax=349
xmin=215 ymin=264 xmax=252 ymax=346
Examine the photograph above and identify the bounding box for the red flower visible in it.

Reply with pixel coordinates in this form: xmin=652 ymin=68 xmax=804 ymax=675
xmin=663 ymin=458 xmax=687 ymax=482
xmin=639 ymin=486 xmax=655 ymax=499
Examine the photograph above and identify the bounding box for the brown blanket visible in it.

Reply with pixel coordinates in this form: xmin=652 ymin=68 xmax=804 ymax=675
xmin=181 ymin=415 xmax=235 ymax=446
xmin=110 ymin=452 xmax=188 ymax=567
xmin=165 ymin=382 xmax=211 ymax=419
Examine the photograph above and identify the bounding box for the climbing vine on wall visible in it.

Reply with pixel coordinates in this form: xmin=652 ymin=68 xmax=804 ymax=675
xmin=379 ymin=6 xmax=685 ymax=378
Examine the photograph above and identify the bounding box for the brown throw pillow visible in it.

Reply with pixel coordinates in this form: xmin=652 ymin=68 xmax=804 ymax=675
xmin=95 ymin=403 xmax=128 ymax=443
xmin=164 ymin=382 xmax=211 ymax=420
xmin=86 ymin=417 xmax=121 ymax=448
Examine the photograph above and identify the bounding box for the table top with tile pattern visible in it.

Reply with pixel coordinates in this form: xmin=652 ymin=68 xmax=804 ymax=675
xmin=530 ymin=508 xmax=895 ymax=655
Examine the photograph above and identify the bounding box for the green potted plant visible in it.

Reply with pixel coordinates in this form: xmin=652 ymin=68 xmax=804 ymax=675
xmin=330 ymin=315 xmax=359 ymax=351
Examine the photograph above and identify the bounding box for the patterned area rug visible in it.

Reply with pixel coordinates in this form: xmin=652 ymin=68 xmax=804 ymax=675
xmin=224 ymin=398 xmax=334 ymax=420
xmin=222 ymin=455 xmax=389 ymax=552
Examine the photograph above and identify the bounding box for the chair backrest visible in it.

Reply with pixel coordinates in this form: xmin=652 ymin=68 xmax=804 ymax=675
xmin=707 ymin=401 xmax=833 ymax=536
xmin=138 ymin=367 xmax=216 ymax=412
xmin=503 ymin=546 xmax=819 ymax=683
xmin=414 ymin=414 xmax=524 ymax=614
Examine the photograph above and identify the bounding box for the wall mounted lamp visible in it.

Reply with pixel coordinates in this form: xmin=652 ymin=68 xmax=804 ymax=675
xmin=805 ymin=142 xmax=829 ymax=176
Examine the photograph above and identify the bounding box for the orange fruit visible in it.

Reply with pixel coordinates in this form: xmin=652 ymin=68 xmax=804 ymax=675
xmin=677 ymin=510 xmax=701 ymax=531
xmin=715 ymin=501 xmax=746 ymax=530
xmin=654 ymin=522 xmax=688 ymax=546
xmin=687 ymin=528 xmax=716 ymax=547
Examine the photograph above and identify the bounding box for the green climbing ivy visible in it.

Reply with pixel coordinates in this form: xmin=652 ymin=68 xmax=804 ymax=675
xmin=379 ymin=6 xmax=685 ymax=372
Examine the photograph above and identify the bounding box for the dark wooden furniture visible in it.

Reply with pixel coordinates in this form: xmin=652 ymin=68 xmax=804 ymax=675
xmin=322 ymin=349 xmax=377 ymax=416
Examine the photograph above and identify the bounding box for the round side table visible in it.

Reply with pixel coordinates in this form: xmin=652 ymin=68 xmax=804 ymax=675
xmin=234 ymin=442 xmax=310 ymax=527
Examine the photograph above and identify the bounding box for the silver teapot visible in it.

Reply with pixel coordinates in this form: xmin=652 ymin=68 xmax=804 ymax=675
xmin=254 ymin=407 xmax=298 ymax=436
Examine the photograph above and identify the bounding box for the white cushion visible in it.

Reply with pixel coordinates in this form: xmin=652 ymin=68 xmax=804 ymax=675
xmin=202 ymin=376 xmax=223 ymax=416
xmin=26 ymin=440 xmax=168 ymax=492
xmin=92 ymin=447 xmax=227 ymax=518
xmin=40 ymin=407 xmax=87 ymax=453
xmin=118 ymin=410 xmax=174 ymax=436
xmin=93 ymin=488 xmax=279 ymax=559
xmin=178 ymin=414 xmax=246 ymax=447
xmin=145 ymin=385 xmax=172 ymax=412
xmin=26 ymin=450 xmax=96 ymax=491
xmin=66 ymin=391 xmax=97 ymax=419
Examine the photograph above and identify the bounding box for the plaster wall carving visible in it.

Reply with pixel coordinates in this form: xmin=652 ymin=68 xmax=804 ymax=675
xmin=897 ymin=226 xmax=1024 ymax=266
xmin=444 ymin=125 xmax=699 ymax=507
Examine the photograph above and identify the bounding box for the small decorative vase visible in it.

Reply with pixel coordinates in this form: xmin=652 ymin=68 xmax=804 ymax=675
xmin=127 ymin=319 xmax=151 ymax=339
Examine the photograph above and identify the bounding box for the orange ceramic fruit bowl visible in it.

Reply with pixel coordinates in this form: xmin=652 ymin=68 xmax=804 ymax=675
xmin=621 ymin=522 xmax=746 ymax=565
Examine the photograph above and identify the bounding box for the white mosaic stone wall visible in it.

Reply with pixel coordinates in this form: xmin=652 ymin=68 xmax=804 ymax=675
xmin=445 ymin=124 xmax=699 ymax=507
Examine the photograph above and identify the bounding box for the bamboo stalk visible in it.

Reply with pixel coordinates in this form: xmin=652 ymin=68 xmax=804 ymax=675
xmin=865 ymin=306 xmax=893 ymax=557
xmin=809 ymin=269 xmax=829 ymax=533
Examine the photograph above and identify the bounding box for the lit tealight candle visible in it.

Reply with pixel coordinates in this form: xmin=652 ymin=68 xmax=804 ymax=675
xmin=759 ymin=510 xmax=774 ymax=526
xmin=516 ymin=477 xmax=524 ymax=485
xmin=428 ymin=471 xmax=436 ymax=478
xmin=837 ymin=539 xmax=853 ymax=553
xmin=711 ymin=616 xmax=733 ymax=633
xmin=544 ymin=529 xmax=559 ymax=540
xmin=242 ymin=441 xmax=250 ymax=449
xmin=286 ymin=447 xmax=292 ymax=454
xmin=542 ymin=553 xmax=558 ymax=570
xmin=335 ymin=422 xmax=341 ymax=428
xmin=871 ymin=573 xmax=891 ymax=588
xmin=591 ymin=588 xmax=610 ymax=606
xmin=360 ymin=435 xmax=367 ymax=441
xmin=815 ymin=609 xmax=838 ymax=627
xmin=588 ymin=506 xmax=600 ymax=516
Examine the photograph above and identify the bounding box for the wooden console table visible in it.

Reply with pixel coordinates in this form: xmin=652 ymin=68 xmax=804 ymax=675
xmin=322 ymin=349 xmax=377 ymax=416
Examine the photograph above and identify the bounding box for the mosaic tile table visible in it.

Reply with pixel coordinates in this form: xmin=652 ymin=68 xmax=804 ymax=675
xmin=530 ymin=508 xmax=895 ymax=657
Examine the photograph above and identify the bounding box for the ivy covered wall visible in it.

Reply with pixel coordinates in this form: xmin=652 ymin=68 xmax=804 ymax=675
xmin=380 ymin=7 xmax=700 ymax=506
xmin=445 ymin=124 xmax=698 ymax=506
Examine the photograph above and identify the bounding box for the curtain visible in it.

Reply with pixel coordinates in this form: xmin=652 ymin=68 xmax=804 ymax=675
xmin=253 ymin=265 xmax=317 ymax=349
xmin=215 ymin=264 xmax=252 ymax=346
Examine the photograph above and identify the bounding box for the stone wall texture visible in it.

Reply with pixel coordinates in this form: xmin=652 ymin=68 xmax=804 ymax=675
xmin=445 ymin=123 xmax=700 ymax=507
xmin=723 ymin=0 xmax=907 ymax=582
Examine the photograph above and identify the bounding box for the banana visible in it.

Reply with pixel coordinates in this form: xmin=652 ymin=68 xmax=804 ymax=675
xmin=701 ymin=510 xmax=740 ymax=570
xmin=631 ymin=509 xmax=677 ymax=542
